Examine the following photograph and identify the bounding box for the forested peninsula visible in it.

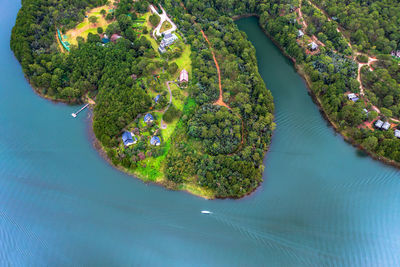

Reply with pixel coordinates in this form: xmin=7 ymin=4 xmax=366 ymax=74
xmin=11 ymin=0 xmax=400 ymax=198
xmin=11 ymin=0 xmax=274 ymax=199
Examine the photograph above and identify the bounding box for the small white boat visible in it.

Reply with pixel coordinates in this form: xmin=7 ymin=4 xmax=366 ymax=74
xmin=201 ymin=210 xmax=212 ymax=214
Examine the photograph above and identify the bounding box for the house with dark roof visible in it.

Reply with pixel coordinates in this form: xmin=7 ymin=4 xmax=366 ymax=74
xmin=122 ymin=131 xmax=137 ymax=146
xmin=375 ymin=119 xmax=384 ymax=129
xmin=150 ymin=136 xmax=161 ymax=146
xmin=144 ymin=113 xmax=154 ymax=123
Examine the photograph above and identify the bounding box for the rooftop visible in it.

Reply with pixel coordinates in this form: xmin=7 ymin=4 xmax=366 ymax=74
xmin=150 ymin=136 xmax=161 ymax=146
xmin=122 ymin=131 xmax=136 ymax=146
xmin=382 ymin=122 xmax=391 ymax=130
xmin=144 ymin=113 xmax=154 ymax=123
xmin=395 ymin=129 xmax=400 ymax=138
xmin=375 ymin=119 xmax=384 ymax=128
xmin=179 ymin=69 xmax=189 ymax=83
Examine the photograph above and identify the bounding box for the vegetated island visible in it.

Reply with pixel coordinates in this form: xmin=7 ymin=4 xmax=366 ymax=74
xmin=11 ymin=0 xmax=275 ymax=199
xmin=11 ymin=0 xmax=400 ymax=198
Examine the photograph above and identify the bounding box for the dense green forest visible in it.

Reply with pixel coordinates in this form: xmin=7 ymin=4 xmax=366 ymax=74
xmin=313 ymin=0 xmax=400 ymax=53
xmin=11 ymin=0 xmax=400 ymax=197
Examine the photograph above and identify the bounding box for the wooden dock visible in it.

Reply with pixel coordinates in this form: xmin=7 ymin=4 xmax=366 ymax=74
xmin=71 ymin=103 xmax=89 ymax=118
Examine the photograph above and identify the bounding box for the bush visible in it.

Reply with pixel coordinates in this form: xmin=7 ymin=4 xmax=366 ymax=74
xmin=149 ymin=14 xmax=160 ymax=26
xmin=163 ymin=104 xmax=181 ymax=123
xmin=357 ymin=54 xmax=368 ymax=63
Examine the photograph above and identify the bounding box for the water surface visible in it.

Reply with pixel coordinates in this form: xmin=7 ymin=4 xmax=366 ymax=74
xmin=1 ymin=5 xmax=400 ymax=265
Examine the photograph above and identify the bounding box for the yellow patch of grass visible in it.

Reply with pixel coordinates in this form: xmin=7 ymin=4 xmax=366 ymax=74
xmin=63 ymin=2 xmax=115 ymax=47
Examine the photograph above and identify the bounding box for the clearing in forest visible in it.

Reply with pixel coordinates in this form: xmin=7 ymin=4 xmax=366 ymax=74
xmin=62 ymin=1 xmax=116 ymax=48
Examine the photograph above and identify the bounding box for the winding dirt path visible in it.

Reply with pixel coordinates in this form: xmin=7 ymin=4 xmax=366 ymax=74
xmin=198 ymin=30 xmax=229 ymax=108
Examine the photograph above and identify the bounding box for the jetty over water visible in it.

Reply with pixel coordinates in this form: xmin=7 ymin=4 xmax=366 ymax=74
xmin=71 ymin=103 xmax=89 ymax=118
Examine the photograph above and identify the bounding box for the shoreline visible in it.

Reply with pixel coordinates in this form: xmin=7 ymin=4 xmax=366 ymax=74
xmin=16 ymin=13 xmax=400 ymax=200
xmin=86 ymin=111 xmax=218 ymax=200
xmin=86 ymin=109 xmax=267 ymax=200
xmin=236 ymin=15 xmax=400 ymax=170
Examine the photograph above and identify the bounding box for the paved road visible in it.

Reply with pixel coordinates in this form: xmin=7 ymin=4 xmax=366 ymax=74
xmin=150 ymin=4 xmax=177 ymax=39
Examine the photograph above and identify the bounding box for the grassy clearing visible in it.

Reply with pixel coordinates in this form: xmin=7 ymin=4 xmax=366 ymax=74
xmin=135 ymin=140 xmax=171 ymax=182
xmin=141 ymin=12 xmax=159 ymax=51
xmin=160 ymin=20 xmax=172 ymax=32
xmin=63 ymin=3 xmax=115 ymax=47
xmin=170 ymin=83 xmax=185 ymax=110
xmin=171 ymin=44 xmax=192 ymax=74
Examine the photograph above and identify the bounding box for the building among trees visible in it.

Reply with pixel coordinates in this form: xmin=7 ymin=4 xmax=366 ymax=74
xmin=144 ymin=113 xmax=154 ymax=123
xmin=150 ymin=136 xmax=161 ymax=146
xmin=158 ymin=33 xmax=178 ymax=53
xmin=122 ymin=131 xmax=137 ymax=146
xmin=179 ymin=69 xmax=188 ymax=83
xmin=309 ymin=42 xmax=318 ymax=51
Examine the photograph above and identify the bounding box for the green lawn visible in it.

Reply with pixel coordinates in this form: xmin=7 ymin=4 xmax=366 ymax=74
xmin=135 ymin=140 xmax=171 ymax=182
xmin=171 ymin=44 xmax=192 ymax=74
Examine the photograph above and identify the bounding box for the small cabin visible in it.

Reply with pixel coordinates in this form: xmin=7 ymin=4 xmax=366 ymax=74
xmin=347 ymin=93 xmax=359 ymax=102
xmin=395 ymin=129 xmax=400 ymax=138
xmin=375 ymin=119 xmax=384 ymax=129
xmin=101 ymin=37 xmax=110 ymax=44
xmin=158 ymin=45 xmax=166 ymax=54
xmin=382 ymin=122 xmax=391 ymax=131
xmin=154 ymin=94 xmax=160 ymax=103
xmin=122 ymin=131 xmax=137 ymax=146
xmin=297 ymin=30 xmax=304 ymax=38
xmin=309 ymin=42 xmax=318 ymax=51
xmin=179 ymin=69 xmax=189 ymax=83
xmin=363 ymin=108 xmax=368 ymax=114
xmin=101 ymin=34 xmax=110 ymax=44
xmin=144 ymin=113 xmax=154 ymax=123
xmin=150 ymin=136 xmax=161 ymax=146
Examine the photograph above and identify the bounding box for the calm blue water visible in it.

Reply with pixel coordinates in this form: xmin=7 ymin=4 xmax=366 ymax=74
xmin=1 ymin=2 xmax=400 ymax=265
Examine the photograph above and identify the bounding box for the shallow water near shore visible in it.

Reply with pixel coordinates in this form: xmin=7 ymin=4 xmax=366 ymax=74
xmin=1 ymin=3 xmax=400 ymax=265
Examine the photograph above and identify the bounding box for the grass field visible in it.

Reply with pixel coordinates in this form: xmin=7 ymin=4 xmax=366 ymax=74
xmin=171 ymin=44 xmax=192 ymax=74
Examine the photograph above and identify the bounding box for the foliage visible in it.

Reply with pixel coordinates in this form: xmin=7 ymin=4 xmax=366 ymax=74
xmin=188 ymin=104 xmax=241 ymax=155
xmin=149 ymin=14 xmax=160 ymax=26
